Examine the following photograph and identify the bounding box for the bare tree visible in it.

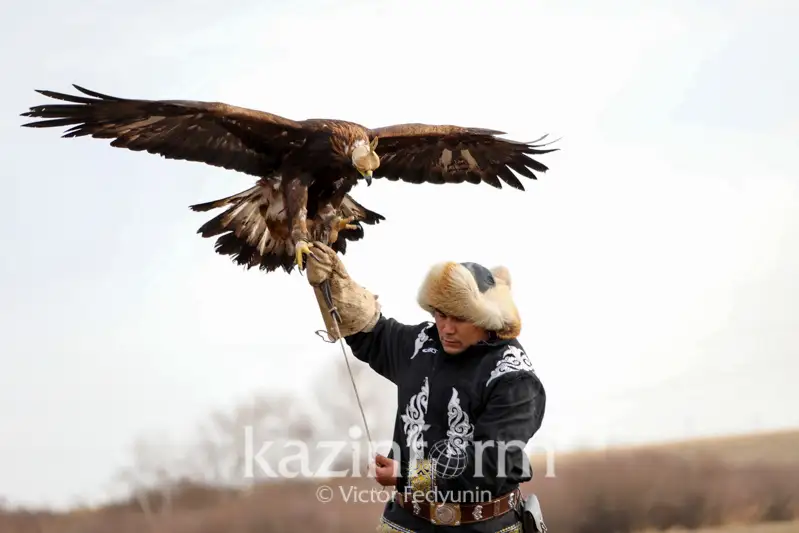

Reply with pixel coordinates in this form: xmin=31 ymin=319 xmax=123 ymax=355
xmin=109 ymin=350 xmax=397 ymax=505
xmin=110 ymin=431 xmax=185 ymax=522
xmin=307 ymin=352 xmax=397 ymax=474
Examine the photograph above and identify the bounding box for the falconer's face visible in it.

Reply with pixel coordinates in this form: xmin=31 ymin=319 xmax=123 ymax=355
xmin=433 ymin=309 xmax=489 ymax=354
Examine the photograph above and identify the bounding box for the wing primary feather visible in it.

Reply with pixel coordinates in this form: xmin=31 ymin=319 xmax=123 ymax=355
xmin=496 ymin=166 xmax=526 ymax=191
xmin=72 ymin=84 xmax=126 ymax=101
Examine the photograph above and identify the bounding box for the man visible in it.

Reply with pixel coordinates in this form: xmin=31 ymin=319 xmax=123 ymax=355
xmin=306 ymin=242 xmax=546 ymax=533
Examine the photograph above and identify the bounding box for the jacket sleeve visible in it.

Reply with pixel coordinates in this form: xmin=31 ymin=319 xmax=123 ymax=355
xmin=344 ymin=314 xmax=424 ymax=384
xmin=459 ymin=370 xmax=546 ymax=496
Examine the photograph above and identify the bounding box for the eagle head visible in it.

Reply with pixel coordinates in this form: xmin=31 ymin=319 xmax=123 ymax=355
xmin=351 ymin=137 xmax=380 ymax=185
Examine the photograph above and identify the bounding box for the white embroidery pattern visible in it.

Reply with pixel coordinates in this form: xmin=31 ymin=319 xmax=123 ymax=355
xmin=401 ymin=377 xmax=430 ymax=461
xmin=445 ymin=388 xmax=474 ymax=456
xmin=411 ymin=324 xmax=433 ymax=359
xmin=486 ymin=345 xmax=535 ymax=386
xmin=472 ymin=505 xmax=483 ymax=520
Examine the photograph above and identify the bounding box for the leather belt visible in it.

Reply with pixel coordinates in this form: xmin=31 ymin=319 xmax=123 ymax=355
xmin=394 ymin=488 xmax=522 ymax=526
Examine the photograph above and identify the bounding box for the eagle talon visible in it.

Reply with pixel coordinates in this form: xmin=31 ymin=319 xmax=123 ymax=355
xmin=335 ymin=216 xmax=356 ymax=232
xmin=295 ymin=240 xmax=314 ymax=270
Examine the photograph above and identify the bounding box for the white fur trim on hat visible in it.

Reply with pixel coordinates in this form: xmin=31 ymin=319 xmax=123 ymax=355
xmin=417 ymin=261 xmax=521 ymax=339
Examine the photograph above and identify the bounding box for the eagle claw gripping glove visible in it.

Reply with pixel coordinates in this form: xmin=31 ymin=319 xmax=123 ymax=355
xmin=305 ymin=241 xmax=381 ymax=340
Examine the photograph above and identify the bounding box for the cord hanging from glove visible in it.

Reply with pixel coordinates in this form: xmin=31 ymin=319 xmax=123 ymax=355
xmin=314 ymin=277 xmax=375 ymax=459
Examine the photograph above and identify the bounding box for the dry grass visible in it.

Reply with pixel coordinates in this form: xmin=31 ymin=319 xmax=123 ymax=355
xmin=642 ymin=520 xmax=799 ymax=533
xmin=1 ymin=428 xmax=797 ymax=533
xmin=540 ymin=428 xmax=799 ymax=467
xmin=527 ymin=445 xmax=799 ymax=533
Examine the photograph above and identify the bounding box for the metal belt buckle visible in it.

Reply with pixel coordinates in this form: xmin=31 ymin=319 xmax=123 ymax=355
xmin=431 ymin=502 xmax=461 ymax=525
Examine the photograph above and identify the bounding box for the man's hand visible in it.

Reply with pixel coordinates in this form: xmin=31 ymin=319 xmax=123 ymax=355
xmin=305 ymin=241 xmax=344 ymax=287
xmin=373 ymin=453 xmax=399 ymax=487
xmin=304 ymin=241 xmax=381 ymax=340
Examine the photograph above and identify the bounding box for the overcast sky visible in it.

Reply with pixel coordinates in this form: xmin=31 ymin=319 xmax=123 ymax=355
xmin=1 ymin=0 xmax=797 ymax=510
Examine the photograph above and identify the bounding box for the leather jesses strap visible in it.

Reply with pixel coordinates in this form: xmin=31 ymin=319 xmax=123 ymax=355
xmin=394 ymin=488 xmax=522 ymax=526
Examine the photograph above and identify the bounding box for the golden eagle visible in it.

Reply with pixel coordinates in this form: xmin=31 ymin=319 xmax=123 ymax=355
xmin=21 ymin=85 xmax=558 ymax=273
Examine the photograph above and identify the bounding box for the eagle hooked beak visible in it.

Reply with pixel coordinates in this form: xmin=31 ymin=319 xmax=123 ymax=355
xmin=361 ymin=169 xmax=373 ymax=186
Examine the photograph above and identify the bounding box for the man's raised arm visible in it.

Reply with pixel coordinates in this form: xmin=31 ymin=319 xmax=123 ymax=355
xmin=305 ymin=242 xmax=421 ymax=384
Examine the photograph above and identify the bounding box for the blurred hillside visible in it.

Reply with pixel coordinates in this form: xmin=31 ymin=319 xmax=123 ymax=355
xmin=2 ymin=426 xmax=796 ymax=532
xmin=1 ymin=353 xmax=796 ymax=533
xmin=530 ymin=427 xmax=799 ymax=468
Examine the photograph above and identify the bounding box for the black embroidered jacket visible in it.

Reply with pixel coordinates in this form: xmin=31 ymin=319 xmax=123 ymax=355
xmin=346 ymin=315 xmax=546 ymax=531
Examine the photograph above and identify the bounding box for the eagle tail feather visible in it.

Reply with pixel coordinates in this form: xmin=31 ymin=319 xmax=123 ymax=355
xmin=192 ymin=185 xmax=297 ymax=273
xmin=189 ymin=185 xmax=261 ymax=213
xmin=191 ymin=186 xmax=383 ymax=274
xmin=342 ymin=194 xmax=385 ymax=225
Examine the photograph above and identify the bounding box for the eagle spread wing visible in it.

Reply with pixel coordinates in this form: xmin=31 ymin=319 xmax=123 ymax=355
xmin=367 ymin=123 xmax=558 ymax=190
xmin=20 ymin=84 xmax=309 ymax=178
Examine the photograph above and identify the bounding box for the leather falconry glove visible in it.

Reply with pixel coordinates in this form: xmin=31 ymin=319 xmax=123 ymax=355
xmin=305 ymin=241 xmax=380 ymax=340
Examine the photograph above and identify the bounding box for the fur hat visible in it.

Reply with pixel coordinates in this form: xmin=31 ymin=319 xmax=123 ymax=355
xmin=417 ymin=261 xmax=521 ymax=339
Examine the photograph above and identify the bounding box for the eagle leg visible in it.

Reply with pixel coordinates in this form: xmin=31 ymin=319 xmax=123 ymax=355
xmin=311 ymin=203 xmax=338 ymax=245
xmin=285 ymin=178 xmax=316 ymax=270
